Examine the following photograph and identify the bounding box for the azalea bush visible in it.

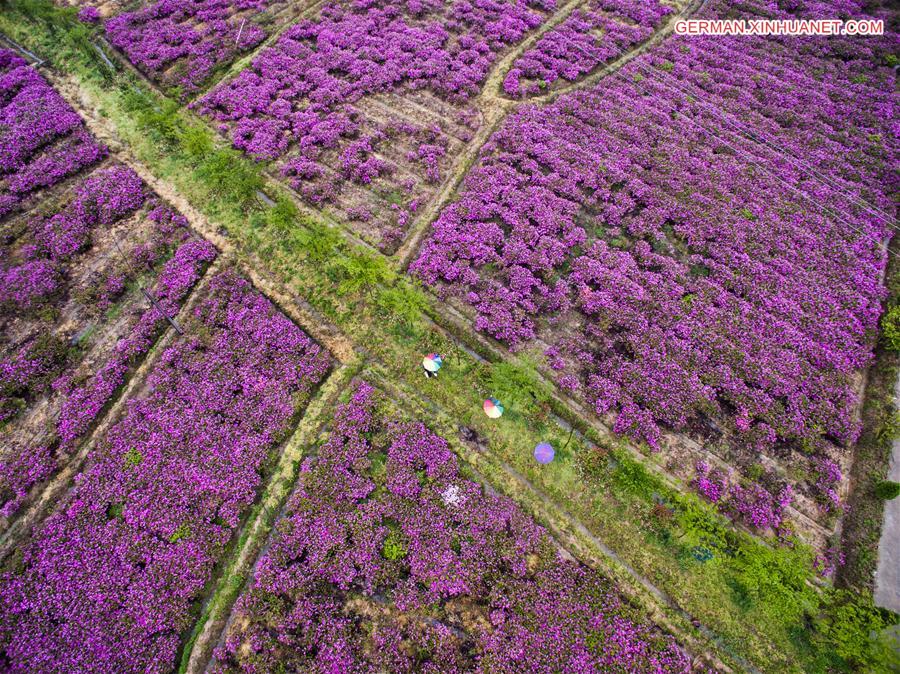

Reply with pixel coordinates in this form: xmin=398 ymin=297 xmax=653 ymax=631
xmin=210 ymin=381 xmax=692 ymax=672
xmin=0 ymin=271 xmax=330 ymax=673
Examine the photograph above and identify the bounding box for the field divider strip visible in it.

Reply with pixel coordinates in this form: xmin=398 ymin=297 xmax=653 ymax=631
xmin=415 ymin=296 xmax=819 ymax=553
xmin=178 ymin=356 xmax=365 ymax=674
xmin=45 ymin=69 xmax=360 ymax=364
xmin=529 ymin=0 xmax=711 ymax=105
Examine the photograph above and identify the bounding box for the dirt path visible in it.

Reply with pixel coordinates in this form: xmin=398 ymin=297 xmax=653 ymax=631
xmin=875 ymin=372 xmax=900 ymax=612
xmin=395 ymin=0 xmax=709 ymax=270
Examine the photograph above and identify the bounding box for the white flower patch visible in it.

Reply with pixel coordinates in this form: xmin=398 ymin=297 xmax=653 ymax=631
xmin=441 ymin=484 xmax=464 ymax=507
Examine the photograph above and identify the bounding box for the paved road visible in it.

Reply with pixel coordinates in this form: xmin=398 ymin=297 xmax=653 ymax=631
xmin=875 ymin=375 xmax=900 ymax=612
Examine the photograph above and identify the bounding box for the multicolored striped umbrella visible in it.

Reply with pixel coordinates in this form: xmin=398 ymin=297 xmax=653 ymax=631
xmin=534 ymin=442 xmax=555 ymax=464
xmin=422 ymin=353 xmax=443 ymax=373
xmin=483 ymin=397 xmax=504 ymax=419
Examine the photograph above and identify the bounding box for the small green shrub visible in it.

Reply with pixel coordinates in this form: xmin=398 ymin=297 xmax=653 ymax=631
xmin=813 ymin=590 xmax=899 ymax=672
xmin=382 ymin=531 xmax=407 ymax=561
xmin=874 ymin=480 xmax=900 ymax=501
xmin=375 ymin=284 xmax=429 ymax=329
xmin=267 ymin=197 xmax=299 ymax=236
xmin=881 ymin=305 xmax=900 ymax=350
xmin=487 ymin=358 xmax=551 ymax=420
xmin=195 ymin=148 xmax=264 ymax=206
xmin=611 ymin=460 xmax=656 ymax=500
xmin=330 ymin=253 xmax=395 ymax=296
xmin=105 ymin=502 xmax=124 ymax=520
xmin=178 ymin=124 xmax=214 ymax=163
xmin=123 ymin=447 xmax=143 ymax=468
xmin=876 ymin=411 xmax=900 ymax=443
xmin=169 ymin=523 xmax=191 ymax=543
xmin=731 ymin=544 xmax=815 ymax=623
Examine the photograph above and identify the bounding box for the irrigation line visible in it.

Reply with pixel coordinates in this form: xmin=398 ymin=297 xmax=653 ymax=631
xmin=92 ymin=42 xmax=117 ymax=73
xmin=0 ymin=33 xmax=44 ymax=66
xmin=108 ymin=226 xmax=184 ymax=335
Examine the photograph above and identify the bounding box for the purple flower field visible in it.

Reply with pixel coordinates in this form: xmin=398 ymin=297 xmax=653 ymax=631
xmin=0 ymin=163 xmax=217 ymax=522
xmin=0 ymin=50 xmax=106 ymax=220
xmin=0 ymin=271 xmax=330 ymax=673
xmin=504 ymin=0 xmax=673 ymax=97
xmin=210 ymin=381 xmax=692 ymax=672
xmin=195 ymin=0 xmax=558 ymax=250
xmin=412 ymin=0 xmax=897 ymax=523
xmin=105 ymin=0 xmax=288 ymax=96
xmin=1 ymin=0 xmax=899 ymax=669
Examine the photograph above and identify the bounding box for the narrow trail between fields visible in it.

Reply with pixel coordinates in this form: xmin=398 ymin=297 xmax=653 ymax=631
xmin=179 ymin=361 xmax=361 ymax=674
xmin=875 ymin=371 xmax=900 ymax=612
xmin=395 ymin=0 xmax=710 ymax=270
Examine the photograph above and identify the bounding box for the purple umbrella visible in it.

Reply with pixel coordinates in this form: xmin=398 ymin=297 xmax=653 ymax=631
xmin=534 ymin=442 xmax=555 ymax=464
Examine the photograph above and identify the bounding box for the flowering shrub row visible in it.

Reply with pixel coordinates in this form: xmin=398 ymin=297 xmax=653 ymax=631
xmin=0 ymin=166 xmax=216 ymax=520
xmin=503 ymin=0 xmax=672 ymax=97
xmin=0 ymin=50 xmax=106 ymax=220
xmin=195 ymin=0 xmax=554 ymax=250
xmin=0 ymin=271 xmax=330 ymax=673
xmin=412 ymin=0 xmax=896 ymax=515
xmin=210 ymin=381 xmax=691 ymax=672
xmin=105 ymin=0 xmax=284 ymax=96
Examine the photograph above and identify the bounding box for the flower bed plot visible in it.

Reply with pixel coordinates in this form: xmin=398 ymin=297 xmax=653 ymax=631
xmin=209 ymin=380 xmax=692 ymax=673
xmin=0 ymin=270 xmax=330 ymax=673
xmin=411 ymin=0 xmax=897 ymax=539
xmin=0 ymin=49 xmax=106 ymax=222
xmin=195 ymin=0 xmax=555 ymax=252
xmin=105 ymin=0 xmax=299 ymax=97
xmin=503 ymin=0 xmax=673 ymax=97
xmin=0 ymin=163 xmax=216 ymax=524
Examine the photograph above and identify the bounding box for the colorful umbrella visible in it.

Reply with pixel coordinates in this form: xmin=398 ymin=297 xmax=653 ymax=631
xmin=483 ymin=397 xmax=504 ymax=419
xmin=422 ymin=353 xmax=443 ymax=373
xmin=534 ymin=442 xmax=555 ymax=464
